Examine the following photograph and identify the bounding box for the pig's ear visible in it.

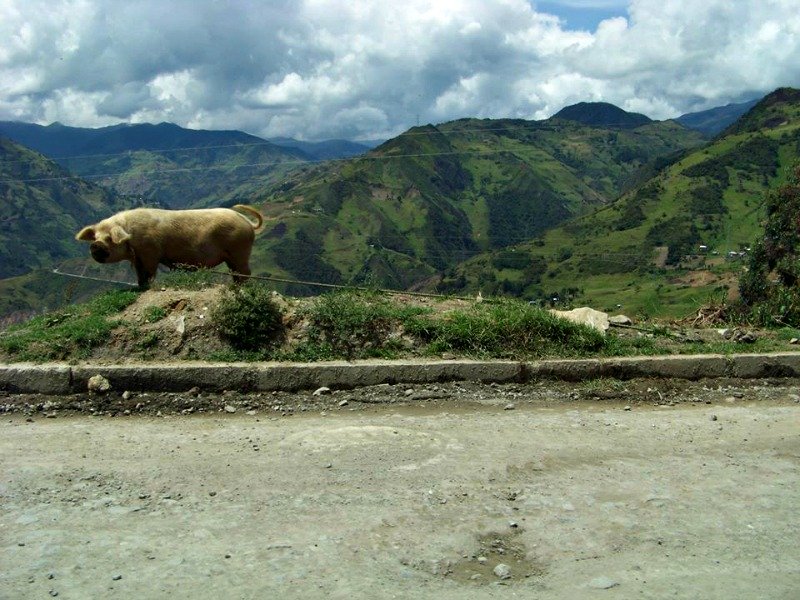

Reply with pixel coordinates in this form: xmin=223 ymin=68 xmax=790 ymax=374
xmin=76 ymin=226 xmax=96 ymax=241
xmin=110 ymin=225 xmax=131 ymax=245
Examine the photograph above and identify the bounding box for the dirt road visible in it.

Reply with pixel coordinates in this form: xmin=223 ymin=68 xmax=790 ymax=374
xmin=2 ymin=383 xmax=799 ymax=599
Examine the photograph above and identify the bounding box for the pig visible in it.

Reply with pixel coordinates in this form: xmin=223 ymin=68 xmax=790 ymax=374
xmin=75 ymin=204 xmax=263 ymax=288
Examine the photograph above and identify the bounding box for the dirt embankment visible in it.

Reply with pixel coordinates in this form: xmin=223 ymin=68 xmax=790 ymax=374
xmin=9 ymin=284 xmax=789 ymax=365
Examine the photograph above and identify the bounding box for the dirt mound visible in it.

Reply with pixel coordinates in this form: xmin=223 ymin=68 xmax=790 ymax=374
xmin=102 ymin=288 xmax=481 ymax=363
xmin=105 ymin=286 xmax=228 ymax=361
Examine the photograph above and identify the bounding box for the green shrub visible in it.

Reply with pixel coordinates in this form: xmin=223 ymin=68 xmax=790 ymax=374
xmin=212 ymin=283 xmax=285 ymax=353
xmin=645 ymin=216 xmax=701 ymax=265
xmin=492 ymin=250 xmax=529 ymax=270
xmin=739 ymin=164 xmax=800 ymax=326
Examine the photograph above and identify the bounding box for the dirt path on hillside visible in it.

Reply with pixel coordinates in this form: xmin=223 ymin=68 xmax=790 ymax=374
xmin=2 ymin=382 xmax=799 ymax=599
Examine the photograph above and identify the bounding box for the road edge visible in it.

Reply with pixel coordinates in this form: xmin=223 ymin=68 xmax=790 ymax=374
xmin=1 ymin=353 xmax=799 ymax=394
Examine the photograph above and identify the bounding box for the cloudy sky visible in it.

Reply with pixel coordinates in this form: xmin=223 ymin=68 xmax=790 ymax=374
xmin=1 ymin=0 xmax=799 ymax=141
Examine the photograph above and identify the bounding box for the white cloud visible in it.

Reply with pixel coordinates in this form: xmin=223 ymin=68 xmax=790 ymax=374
xmin=0 ymin=0 xmax=798 ymax=139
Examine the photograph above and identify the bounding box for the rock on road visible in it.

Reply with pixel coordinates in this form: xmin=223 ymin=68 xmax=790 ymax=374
xmin=2 ymin=386 xmax=799 ymax=599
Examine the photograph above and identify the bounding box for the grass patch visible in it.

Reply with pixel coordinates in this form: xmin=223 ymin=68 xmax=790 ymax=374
xmin=134 ymin=331 xmax=161 ymax=351
xmin=601 ymin=334 xmax=660 ymax=357
xmin=283 ymin=290 xmax=431 ymax=361
xmin=0 ymin=289 xmax=138 ymax=361
xmin=410 ymin=298 xmax=607 ymax=358
xmin=776 ymin=327 xmax=800 ymax=341
xmin=142 ymin=305 xmax=168 ymax=323
xmin=159 ymin=269 xmax=222 ymax=290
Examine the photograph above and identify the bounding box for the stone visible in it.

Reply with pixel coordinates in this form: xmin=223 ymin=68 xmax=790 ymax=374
xmin=731 ymin=329 xmax=757 ymax=343
xmin=493 ymin=563 xmax=512 ymax=580
xmin=789 ymin=338 xmax=799 ymax=345
xmin=588 ymin=576 xmax=619 ymax=589
xmin=87 ymin=375 xmax=111 ymax=394
xmin=175 ymin=315 xmax=186 ymax=336
xmin=549 ymin=307 xmax=609 ymax=334
xmin=224 ymin=405 xmax=237 ymax=414
xmin=609 ymin=314 xmax=632 ymax=326
xmin=313 ymin=387 xmax=332 ymax=396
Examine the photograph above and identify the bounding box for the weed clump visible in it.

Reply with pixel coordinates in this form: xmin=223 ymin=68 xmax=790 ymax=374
xmin=212 ymin=283 xmax=284 ymax=354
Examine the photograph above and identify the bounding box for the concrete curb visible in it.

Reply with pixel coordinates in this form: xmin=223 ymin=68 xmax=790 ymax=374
xmin=1 ymin=353 xmax=798 ymax=395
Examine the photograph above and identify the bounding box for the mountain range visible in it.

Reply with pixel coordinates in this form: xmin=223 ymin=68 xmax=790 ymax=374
xmin=243 ymin=116 xmax=704 ymax=294
xmin=443 ymin=88 xmax=800 ymax=316
xmin=267 ymin=137 xmax=375 ymax=161
xmin=0 ymin=121 xmax=309 ymax=210
xmin=0 ymin=89 xmax=797 ymax=319
xmin=675 ymin=99 xmax=759 ymax=137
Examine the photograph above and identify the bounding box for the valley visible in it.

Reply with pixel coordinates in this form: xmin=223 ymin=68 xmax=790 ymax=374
xmin=0 ymin=88 xmax=798 ymax=321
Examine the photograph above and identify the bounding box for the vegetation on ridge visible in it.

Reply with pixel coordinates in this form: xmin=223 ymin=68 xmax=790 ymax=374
xmin=1 ymin=277 xmax=797 ymax=364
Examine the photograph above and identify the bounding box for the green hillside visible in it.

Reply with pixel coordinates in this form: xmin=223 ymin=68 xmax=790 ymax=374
xmin=0 ymin=137 xmax=128 ymax=280
xmin=0 ymin=122 xmax=308 ymax=209
xmin=242 ymin=113 xmax=703 ymax=293
xmin=442 ymin=88 xmax=800 ymax=318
